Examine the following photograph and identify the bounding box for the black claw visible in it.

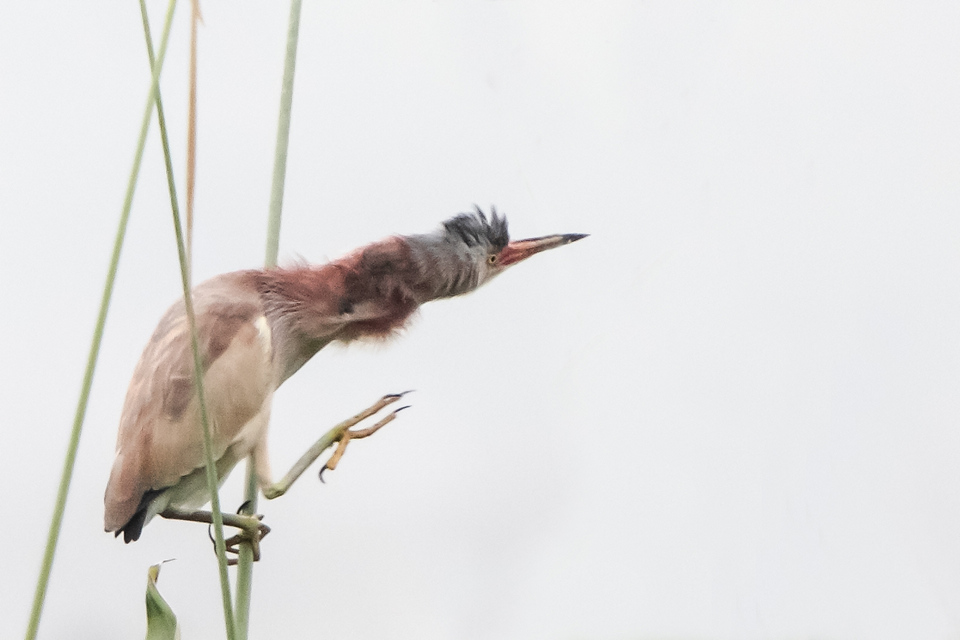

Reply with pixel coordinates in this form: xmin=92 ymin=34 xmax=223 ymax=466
xmin=207 ymin=524 xmax=215 ymax=545
xmin=318 ymin=465 xmax=329 ymax=483
xmin=395 ymin=405 xmax=411 ymax=413
xmin=236 ymin=500 xmax=253 ymax=515
xmin=385 ymin=390 xmax=415 ymax=399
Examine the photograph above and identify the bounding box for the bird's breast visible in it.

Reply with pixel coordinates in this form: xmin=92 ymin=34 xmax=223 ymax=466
xmin=203 ymin=315 xmax=276 ymax=438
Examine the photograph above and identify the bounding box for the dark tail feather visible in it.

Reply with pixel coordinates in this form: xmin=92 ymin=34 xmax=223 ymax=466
xmin=115 ymin=488 xmax=166 ymax=543
xmin=117 ymin=509 xmax=148 ymax=543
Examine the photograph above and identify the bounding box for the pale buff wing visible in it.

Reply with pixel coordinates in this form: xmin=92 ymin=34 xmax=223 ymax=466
xmin=104 ymin=275 xmax=274 ymax=532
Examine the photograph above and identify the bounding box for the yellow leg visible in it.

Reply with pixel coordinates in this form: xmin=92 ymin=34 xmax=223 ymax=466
xmin=262 ymin=392 xmax=411 ymax=498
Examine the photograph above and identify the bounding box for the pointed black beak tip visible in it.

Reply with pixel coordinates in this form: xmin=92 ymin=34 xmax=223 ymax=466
xmin=564 ymin=233 xmax=589 ymax=244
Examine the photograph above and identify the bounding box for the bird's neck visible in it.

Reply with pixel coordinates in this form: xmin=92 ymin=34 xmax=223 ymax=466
xmin=256 ymin=234 xmax=478 ymax=382
xmin=249 ymin=237 xmax=439 ymax=379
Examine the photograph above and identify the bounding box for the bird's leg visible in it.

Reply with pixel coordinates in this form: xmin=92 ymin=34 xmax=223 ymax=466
xmin=160 ymin=506 xmax=271 ymax=565
xmin=260 ymin=392 xmax=411 ymax=499
xmin=158 ymin=394 xmax=408 ymax=565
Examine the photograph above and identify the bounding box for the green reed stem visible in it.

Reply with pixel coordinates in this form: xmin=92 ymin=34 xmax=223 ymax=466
xmin=235 ymin=3 xmax=303 ymax=637
xmin=138 ymin=1 xmax=237 ymax=637
xmin=23 ymin=2 xmax=179 ymax=639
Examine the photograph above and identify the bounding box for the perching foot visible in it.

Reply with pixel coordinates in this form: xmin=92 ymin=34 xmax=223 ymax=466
xmin=223 ymin=517 xmax=271 ymax=565
xmin=205 ymin=512 xmax=270 ymax=565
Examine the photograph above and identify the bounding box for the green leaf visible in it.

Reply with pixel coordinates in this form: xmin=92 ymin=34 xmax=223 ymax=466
xmin=145 ymin=564 xmax=180 ymax=640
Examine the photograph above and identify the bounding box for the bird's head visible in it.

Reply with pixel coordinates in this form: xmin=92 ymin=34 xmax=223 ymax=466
xmin=440 ymin=207 xmax=587 ymax=289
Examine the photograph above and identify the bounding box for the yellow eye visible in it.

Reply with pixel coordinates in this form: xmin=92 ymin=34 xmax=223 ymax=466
xmin=488 ymin=254 xmax=498 ymax=265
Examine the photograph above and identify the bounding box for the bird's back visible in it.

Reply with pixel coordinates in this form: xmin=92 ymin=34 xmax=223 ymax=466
xmin=104 ymin=271 xmax=275 ymax=537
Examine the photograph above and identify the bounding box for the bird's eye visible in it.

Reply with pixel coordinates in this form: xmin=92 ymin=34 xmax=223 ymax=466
xmin=488 ymin=254 xmax=498 ymax=265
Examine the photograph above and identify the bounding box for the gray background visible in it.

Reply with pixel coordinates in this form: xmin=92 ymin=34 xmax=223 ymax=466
xmin=3 ymin=2 xmax=959 ymax=638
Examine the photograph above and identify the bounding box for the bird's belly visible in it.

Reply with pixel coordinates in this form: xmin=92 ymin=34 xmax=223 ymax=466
xmin=224 ymin=394 xmax=273 ymax=463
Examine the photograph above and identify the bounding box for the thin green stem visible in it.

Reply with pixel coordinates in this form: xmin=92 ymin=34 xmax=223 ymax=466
xmin=264 ymin=0 xmax=302 ymax=269
xmin=236 ymin=1 xmax=303 ymax=635
xmin=234 ymin=464 xmax=259 ymax=637
xmin=23 ymin=2 xmax=178 ymax=639
xmin=139 ymin=1 xmax=236 ymax=637
xmin=186 ymin=0 xmax=200 ymax=270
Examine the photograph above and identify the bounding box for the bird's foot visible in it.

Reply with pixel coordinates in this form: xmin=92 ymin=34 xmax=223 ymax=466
xmin=206 ymin=512 xmax=271 ymax=565
xmin=318 ymin=391 xmax=412 ymax=483
xmin=224 ymin=516 xmax=271 ymax=565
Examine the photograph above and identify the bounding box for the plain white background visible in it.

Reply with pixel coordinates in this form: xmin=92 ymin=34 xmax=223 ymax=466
xmin=3 ymin=2 xmax=959 ymax=638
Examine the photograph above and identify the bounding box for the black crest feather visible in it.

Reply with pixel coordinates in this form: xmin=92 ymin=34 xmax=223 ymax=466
xmin=442 ymin=206 xmax=509 ymax=252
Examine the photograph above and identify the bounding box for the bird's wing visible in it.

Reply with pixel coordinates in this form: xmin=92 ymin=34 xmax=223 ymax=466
xmin=104 ymin=273 xmax=274 ymax=532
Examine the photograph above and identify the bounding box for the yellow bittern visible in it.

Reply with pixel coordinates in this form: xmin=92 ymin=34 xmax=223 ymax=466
xmin=104 ymin=208 xmax=585 ymax=554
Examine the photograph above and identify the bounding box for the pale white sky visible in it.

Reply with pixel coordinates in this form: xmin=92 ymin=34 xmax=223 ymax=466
xmin=3 ymin=2 xmax=960 ymax=639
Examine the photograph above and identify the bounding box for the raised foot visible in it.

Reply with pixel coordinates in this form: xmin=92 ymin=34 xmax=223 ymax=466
xmin=318 ymin=391 xmax=412 ymax=483
xmin=259 ymin=391 xmax=413 ymax=502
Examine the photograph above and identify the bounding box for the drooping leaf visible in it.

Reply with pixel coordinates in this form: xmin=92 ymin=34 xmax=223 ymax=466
xmin=145 ymin=563 xmax=180 ymax=640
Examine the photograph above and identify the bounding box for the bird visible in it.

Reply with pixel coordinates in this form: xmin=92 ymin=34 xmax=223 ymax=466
xmin=104 ymin=207 xmax=586 ymax=549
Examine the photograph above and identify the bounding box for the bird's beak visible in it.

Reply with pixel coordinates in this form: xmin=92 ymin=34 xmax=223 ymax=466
xmin=498 ymin=233 xmax=588 ymax=267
